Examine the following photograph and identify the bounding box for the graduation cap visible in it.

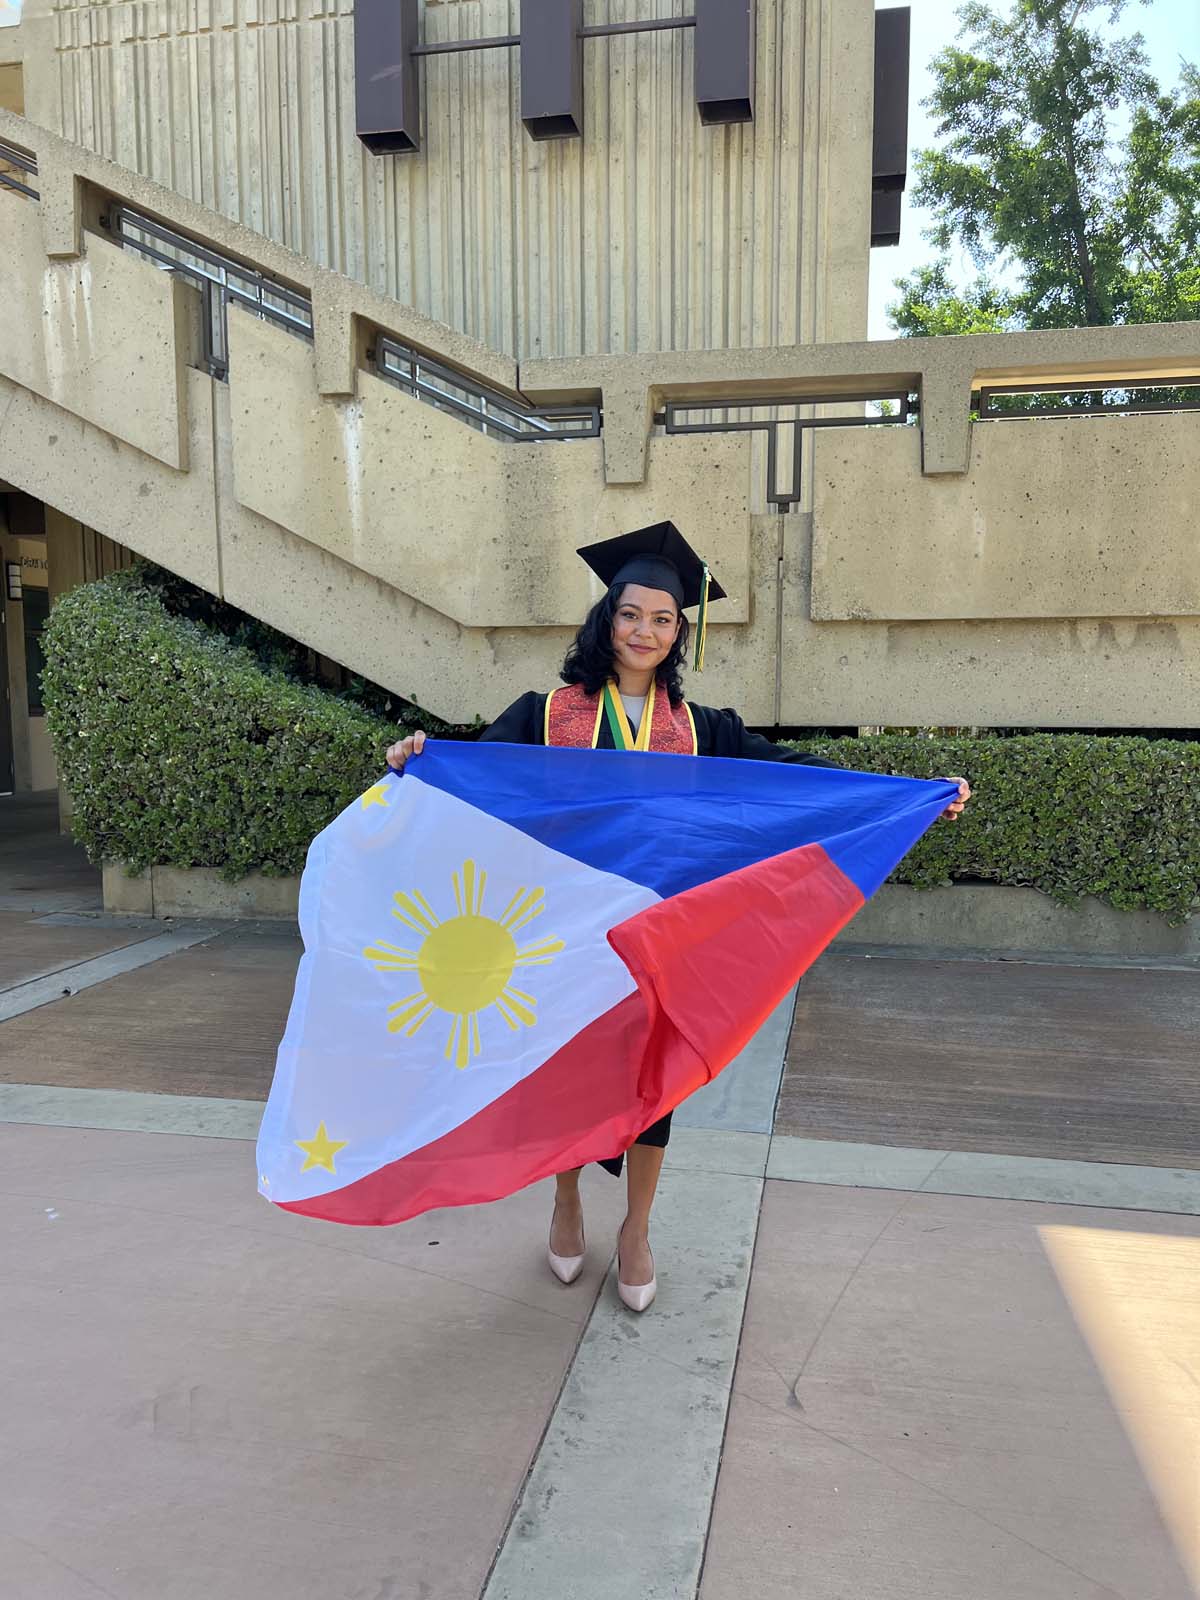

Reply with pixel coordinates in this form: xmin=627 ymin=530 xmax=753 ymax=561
xmin=576 ymin=521 xmax=725 ymax=671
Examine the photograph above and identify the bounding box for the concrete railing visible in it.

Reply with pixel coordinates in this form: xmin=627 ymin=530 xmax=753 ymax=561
xmin=0 ymin=111 xmax=518 ymax=401
xmin=523 ymin=328 xmax=1200 ymax=484
xmin=2 ymin=107 xmax=1199 ymax=728
xmin=5 ymin=109 xmax=1198 ymax=481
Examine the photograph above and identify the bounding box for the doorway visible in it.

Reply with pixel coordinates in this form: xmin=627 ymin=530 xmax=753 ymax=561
xmin=0 ymin=492 xmax=55 ymax=794
xmin=0 ymin=576 xmax=12 ymax=794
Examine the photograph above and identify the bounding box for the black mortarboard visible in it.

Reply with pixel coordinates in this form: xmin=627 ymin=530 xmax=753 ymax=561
xmin=576 ymin=522 xmax=724 ymax=671
xmin=576 ymin=521 xmax=726 ymax=608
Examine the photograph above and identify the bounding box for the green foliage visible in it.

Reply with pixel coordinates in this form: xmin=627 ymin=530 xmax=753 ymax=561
xmin=889 ymin=1 xmax=1200 ymax=334
xmin=791 ymin=732 xmax=1200 ymax=925
xmin=42 ymin=571 xmax=403 ymax=879
xmin=887 ymin=262 xmax=1017 ymax=338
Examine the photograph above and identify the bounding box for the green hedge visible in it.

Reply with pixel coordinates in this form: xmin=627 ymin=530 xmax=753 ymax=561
xmin=792 ymin=733 xmax=1200 ymax=924
xmin=43 ymin=573 xmax=1200 ymax=921
xmin=42 ymin=572 xmax=402 ymax=880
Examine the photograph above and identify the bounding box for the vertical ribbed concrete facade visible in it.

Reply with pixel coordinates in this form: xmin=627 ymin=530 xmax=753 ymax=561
xmin=22 ymin=0 xmax=872 ymax=357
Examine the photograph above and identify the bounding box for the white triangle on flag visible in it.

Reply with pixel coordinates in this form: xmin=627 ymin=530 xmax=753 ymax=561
xmin=257 ymin=774 xmax=658 ymax=1204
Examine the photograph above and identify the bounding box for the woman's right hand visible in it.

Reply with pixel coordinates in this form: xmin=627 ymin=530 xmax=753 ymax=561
xmin=386 ymin=730 xmax=427 ymax=773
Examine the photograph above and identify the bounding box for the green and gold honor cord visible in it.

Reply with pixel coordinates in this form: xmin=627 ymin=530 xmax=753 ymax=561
xmin=602 ymin=679 xmax=656 ymax=751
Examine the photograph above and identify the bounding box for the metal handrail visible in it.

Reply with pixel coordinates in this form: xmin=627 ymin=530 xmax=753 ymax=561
xmin=656 ymin=390 xmax=919 ymax=510
xmin=974 ymin=377 xmax=1200 ymax=418
xmin=106 ymin=204 xmax=600 ymax=440
xmin=0 ymin=135 xmax=39 ymax=200
xmin=374 ymin=335 xmax=601 ymax=442
xmin=108 ymin=204 xmax=313 ymax=380
xmin=27 ymin=169 xmax=1198 ymax=461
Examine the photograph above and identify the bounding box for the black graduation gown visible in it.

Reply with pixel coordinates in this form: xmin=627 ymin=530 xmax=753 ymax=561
xmin=477 ymin=688 xmax=839 ymax=1174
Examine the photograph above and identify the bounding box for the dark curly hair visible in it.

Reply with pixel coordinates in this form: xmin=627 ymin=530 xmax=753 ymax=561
xmin=560 ymin=586 xmax=691 ymax=706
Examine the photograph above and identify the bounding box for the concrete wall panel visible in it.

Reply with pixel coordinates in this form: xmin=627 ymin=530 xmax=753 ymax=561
xmin=781 ymin=512 xmax=1200 ymax=729
xmin=3 ymin=128 xmax=1200 ymax=730
xmin=8 ymin=355 xmax=1200 ymax=731
xmin=0 ymin=370 xmax=219 ymax=592
xmin=812 ymin=415 xmax=1200 ymax=622
xmin=0 ymin=188 xmax=188 ymax=469
xmin=226 ymin=308 xmax=754 ymax=629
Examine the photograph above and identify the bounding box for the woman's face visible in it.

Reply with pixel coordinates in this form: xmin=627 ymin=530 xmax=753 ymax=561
xmin=610 ymin=584 xmax=682 ymax=678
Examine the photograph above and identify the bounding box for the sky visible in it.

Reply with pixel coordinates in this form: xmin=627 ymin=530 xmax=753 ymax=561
xmin=868 ymin=0 xmax=1200 ymax=337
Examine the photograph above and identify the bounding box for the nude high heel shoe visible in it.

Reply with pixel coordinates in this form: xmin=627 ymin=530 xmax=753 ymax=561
xmin=616 ymin=1241 xmax=656 ymax=1313
xmin=547 ymin=1206 xmax=585 ymax=1285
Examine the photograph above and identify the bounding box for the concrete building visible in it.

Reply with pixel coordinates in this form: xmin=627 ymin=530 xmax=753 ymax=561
xmin=0 ymin=0 xmax=1198 ymax=799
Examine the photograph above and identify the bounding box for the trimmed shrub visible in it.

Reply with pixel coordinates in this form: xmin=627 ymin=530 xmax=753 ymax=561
xmin=793 ymin=733 xmax=1200 ymax=925
xmin=43 ymin=573 xmax=1200 ymax=921
xmin=42 ymin=572 xmax=403 ymax=879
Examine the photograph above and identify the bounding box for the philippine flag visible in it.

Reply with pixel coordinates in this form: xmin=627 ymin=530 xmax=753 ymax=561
xmin=256 ymin=742 xmax=956 ymax=1225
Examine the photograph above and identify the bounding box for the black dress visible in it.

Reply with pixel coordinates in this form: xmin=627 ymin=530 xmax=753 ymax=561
xmin=478 ymin=689 xmax=840 ymax=1173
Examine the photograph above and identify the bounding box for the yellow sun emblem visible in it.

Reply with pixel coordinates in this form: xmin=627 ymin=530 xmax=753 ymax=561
xmin=363 ymin=860 xmax=565 ymax=1069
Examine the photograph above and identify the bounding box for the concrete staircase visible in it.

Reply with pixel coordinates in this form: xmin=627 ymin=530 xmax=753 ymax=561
xmin=3 ymin=108 xmax=1200 ymax=727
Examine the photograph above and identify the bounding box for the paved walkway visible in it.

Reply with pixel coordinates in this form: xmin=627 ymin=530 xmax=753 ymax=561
xmin=0 ymin=792 xmax=100 ymax=914
xmin=0 ymin=802 xmax=1197 ymax=1599
xmin=782 ymin=954 xmax=1200 ymax=1167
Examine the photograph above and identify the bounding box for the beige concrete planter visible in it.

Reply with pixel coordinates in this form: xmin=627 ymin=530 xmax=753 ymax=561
xmin=103 ymin=863 xmax=300 ymax=922
xmin=834 ymin=884 xmax=1198 ymax=963
xmin=102 ymin=865 xmax=1197 ymax=962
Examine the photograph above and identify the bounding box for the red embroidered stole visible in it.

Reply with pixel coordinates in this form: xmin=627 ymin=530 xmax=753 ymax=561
xmin=544 ymin=682 xmax=697 ymax=755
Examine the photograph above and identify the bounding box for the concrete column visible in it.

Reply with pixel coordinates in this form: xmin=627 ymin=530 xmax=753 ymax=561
xmin=311 ymin=275 xmax=357 ymax=399
xmin=1 ymin=5 xmax=59 ymax=130
xmin=38 ymin=162 xmax=83 ymax=260
xmin=919 ymin=357 xmax=977 ymax=476
xmin=598 ymin=381 xmax=657 ymax=486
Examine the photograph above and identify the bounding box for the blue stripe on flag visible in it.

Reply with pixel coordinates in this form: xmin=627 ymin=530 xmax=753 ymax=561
xmin=392 ymin=742 xmax=956 ymax=902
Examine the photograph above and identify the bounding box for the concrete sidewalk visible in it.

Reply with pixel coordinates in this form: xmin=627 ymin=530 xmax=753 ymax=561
xmin=0 ymin=792 xmax=100 ymax=915
xmin=0 ymin=1122 xmax=628 ymax=1600
xmin=3 ymin=1116 xmax=1196 ymax=1600
xmin=1 ymin=905 xmax=1198 ymax=1599
xmin=705 ymin=1181 xmax=1198 ymax=1600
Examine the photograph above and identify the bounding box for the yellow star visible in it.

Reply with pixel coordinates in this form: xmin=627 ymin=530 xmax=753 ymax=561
xmin=295 ymin=1122 xmax=348 ymax=1174
xmin=361 ymin=783 xmax=391 ymax=810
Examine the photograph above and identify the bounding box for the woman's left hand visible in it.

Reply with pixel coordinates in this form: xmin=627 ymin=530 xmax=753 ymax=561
xmin=940 ymin=777 xmax=971 ymax=821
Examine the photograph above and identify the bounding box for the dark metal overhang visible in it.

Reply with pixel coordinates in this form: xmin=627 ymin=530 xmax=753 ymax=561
xmin=871 ymin=6 xmax=911 ymax=247
xmin=354 ymin=1 xmax=757 ymax=155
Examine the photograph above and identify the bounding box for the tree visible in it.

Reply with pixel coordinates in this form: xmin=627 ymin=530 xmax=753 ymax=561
xmin=887 ymin=262 xmax=1016 ymax=337
xmin=888 ymin=0 xmax=1200 ymax=335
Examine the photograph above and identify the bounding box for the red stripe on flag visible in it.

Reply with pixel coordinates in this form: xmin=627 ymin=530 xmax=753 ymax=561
xmin=609 ymin=840 xmax=864 ymax=1134
xmin=278 ymin=993 xmax=652 ymax=1225
xmin=278 ymin=842 xmax=863 ymax=1226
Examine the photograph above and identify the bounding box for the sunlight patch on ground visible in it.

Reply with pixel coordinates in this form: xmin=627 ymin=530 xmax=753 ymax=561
xmin=1041 ymin=1224 xmax=1200 ymax=1591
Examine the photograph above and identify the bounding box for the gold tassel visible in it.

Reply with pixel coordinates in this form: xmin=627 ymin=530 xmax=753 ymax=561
xmin=693 ymin=564 xmax=710 ymax=672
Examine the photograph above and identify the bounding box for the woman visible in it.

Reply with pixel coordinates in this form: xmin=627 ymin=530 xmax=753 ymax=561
xmin=387 ymin=522 xmax=970 ymax=1311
